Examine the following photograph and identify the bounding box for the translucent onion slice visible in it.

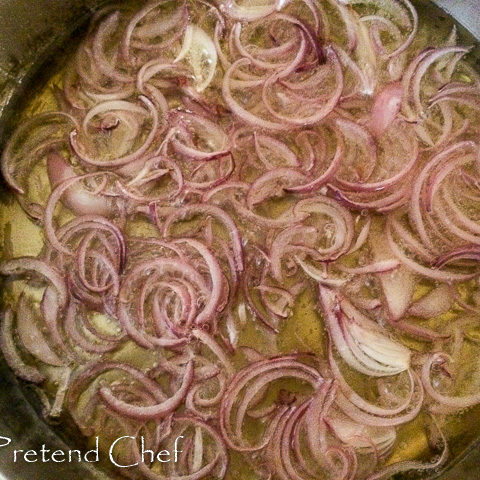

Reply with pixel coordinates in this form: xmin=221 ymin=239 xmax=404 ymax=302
xmin=175 ymin=25 xmax=218 ymax=92
xmin=16 ymin=294 xmax=64 ymax=367
xmin=47 ymin=150 xmax=115 ymax=217
xmin=0 ymin=309 xmax=45 ymax=383
xmin=319 ymin=285 xmax=411 ymax=377
xmin=408 ymin=284 xmax=453 ymax=318
xmin=326 ymin=410 xmax=396 ymax=456
xmin=220 ymin=0 xmax=290 ymax=21
xmin=370 ymin=224 xmax=416 ymax=320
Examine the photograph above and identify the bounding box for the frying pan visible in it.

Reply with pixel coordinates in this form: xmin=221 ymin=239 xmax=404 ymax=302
xmin=0 ymin=1 xmax=479 ymax=479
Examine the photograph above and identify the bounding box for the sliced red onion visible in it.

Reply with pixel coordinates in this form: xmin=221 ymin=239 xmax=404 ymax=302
xmin=247 ymin=168 xmax=308 ymax=210
xmin=326 ymin=337 xmax=423 ymax=424
xmin=44 ymin=173 xmax=120 ymax=256
xmin=135 ymin=414 xmax=228 ymax=480
xmin=0 ymin=308 xmax=45 ymax=383
xmin=408 ymin=284 xmax=454 ymax=318
xmin=117 ymin=256 xmax=209 ymax=348
xmin=1 ymin=112 xmax=78 ymax=194
xmin=16 ymin=293 xmax=64 ymax=367
xmin=387 ymin=214 xmax=479 ymax=282
xmin=337 ymin=259 xmax=400 ymax=275
xmin=219 ymin=0 xmax=288 ymax=21
xmin=2 ymin=1 xmax=479 ymax=478
xmin=296 ymin=256 xmax=347 ymax=287
xmin=192 ymin=328 xmax=235 ymax=376
xmin=326 ymin=410 xmax=396 ymax=457
xmin=402 ymin=46 xmax=471 ymax=120
xmin=64 ymin=300 xmax=122 ymax=355
xmin=170 ymin=111 xmax=231 ymax=161
xmin=0 ymin=257 xmax=67 ymax=307
xmin=91 ymin=11 xmax=134 ymax=84
xmin=255 ymin=285 xmax=295 ymax=318
xmin=294 ymin=195 xmax=355 ymax=260
xmin=222 ymin=59 xmax=291 ymax=131
xmin=121 ymin=0 xmax=187 ymax=63
xmin=175 ymin=25 xmax=218 ymax=92
xmin=254 ymin=133 xmax=299 ymax=169
xmin=370 ymin=225 xmax=417 ymax=320
xmin=368 ymin=82 xmax=402 ymax=138
xmin=47 ymin=150 xmax=115 ymax=217
xmin=220 ymin=356 xmax=322 ymax=451
xmin=422 ymin=353 xmax=480 ymax=408
xmin=70 ymin=96 xmax=160 ymax=168
xmin=99 ymin=361 xmax=193 ymax=420
xmin=319 ymin=285 xmax=411 ymax=376
xmin=172 ymin=238 xmax=225 ymax=326
xmin=162 ymin=203 xmax=244 ymax=273
xmin=262 ymin=47 xmax=344 ymax=126
xmin=286 ymin=143 xmax=343 ymax=194
xmin=366 ymin=416 xmax=447 ymax=480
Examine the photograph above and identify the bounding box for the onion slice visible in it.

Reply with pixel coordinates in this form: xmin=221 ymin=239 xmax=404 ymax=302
xmin=99 ymin=361 xmax=194 ymax=420
xmin=319 ymin=285 xmax=411 ymax=376
xmin=175 ymin=25 xmax=218 ymax=92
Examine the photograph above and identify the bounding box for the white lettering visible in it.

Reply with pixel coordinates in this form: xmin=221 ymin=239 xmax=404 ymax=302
xmin=157 ymin=450 xmax=170 ymax=462
xmin=84 ymin=437 xmax=99 ymax=463
xmin=0 ymin=437 xmax=11 ymax=449
xmin=109 ymin=436 xmax=138 ymax=468
xmin=24 ymin=450 xmax=38 ymax=463
xmin=51 ymin=450 xmax=65 ymax=463
xmin=174 ymin=436 xmax=184 ymax=463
